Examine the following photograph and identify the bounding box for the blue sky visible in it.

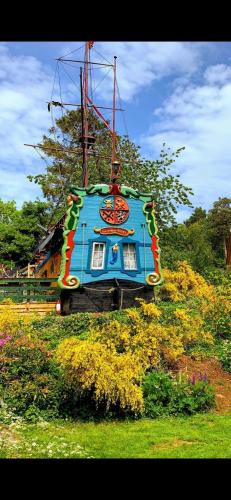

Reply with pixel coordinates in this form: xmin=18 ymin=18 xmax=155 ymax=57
xmin=1 ymin=41 xmax=231 ymax=222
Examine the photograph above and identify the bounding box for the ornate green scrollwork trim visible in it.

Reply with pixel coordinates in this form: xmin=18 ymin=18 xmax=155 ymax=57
xmin=68 ymin=183 xmax=155 ymax=202
xmin=58 ymin=195 xmax=83 ymax=290
xmin=143 ymin=202 xmax=163 ymax=286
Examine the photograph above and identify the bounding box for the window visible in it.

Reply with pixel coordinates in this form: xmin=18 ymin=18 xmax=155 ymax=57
xmin=91 ymin=242 xmax=106 ymax=270
xmin=123 ymin=243 xmax=137 ymax=270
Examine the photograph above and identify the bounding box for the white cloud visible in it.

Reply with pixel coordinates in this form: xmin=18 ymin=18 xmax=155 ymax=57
xmin=76 ymin=41 xmax=207 ymax=102
xmin=0 ymin=168 xmax=42 ymax=206
xmin=204 ymin=64 xmax=231 ymax=85
xmin=141 ymin=63 xmax=231 ymax=216
xmin=0 ymin=44 xmax=54 ymax=205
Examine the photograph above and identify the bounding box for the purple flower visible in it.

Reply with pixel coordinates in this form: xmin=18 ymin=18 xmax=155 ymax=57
xmin=0 ymin=335 xmax=12 ymax=348
xmin=191 ymin=374 xmax=196 ymax=385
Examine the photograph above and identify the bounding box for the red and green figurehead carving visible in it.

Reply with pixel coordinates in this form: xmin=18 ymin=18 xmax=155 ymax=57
xmin=58 ymin=193 xmax=83 ymax=289
xmin=143 ymin=201 xmax=163 ymax=286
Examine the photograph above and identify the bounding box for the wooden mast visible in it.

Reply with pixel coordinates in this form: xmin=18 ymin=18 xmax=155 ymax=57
xmin=112 ymin=56 xmax=117 ymax=164
xmin=80 ymin=67 xmax=85 ymax=188
xmin=82 ymin=41 xmax=90 ymax=188
xmin=111 ymin=55 xmax=121 ymax=183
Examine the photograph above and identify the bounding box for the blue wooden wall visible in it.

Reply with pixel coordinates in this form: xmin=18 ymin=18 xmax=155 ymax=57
xmin=70 ymin=194 xmax=155 ymax=285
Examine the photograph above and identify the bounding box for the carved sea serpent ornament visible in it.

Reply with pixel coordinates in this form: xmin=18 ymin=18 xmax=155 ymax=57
xmin=58 ymin=193 xmax=83 ymax=289
xmin=143 ymin=201 xmax=163 ymax=286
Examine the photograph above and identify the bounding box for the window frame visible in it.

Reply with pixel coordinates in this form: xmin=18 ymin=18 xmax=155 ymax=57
xmin=122 ymin=242 xmax=137 ymax=271
xmin=90 ymin=241 xmax=106 ymax=270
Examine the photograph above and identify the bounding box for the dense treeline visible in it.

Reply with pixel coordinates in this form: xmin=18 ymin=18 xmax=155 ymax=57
xmin=161 ymin=198 xmax=231 ymax=276
xmin=0 ymin=199 xmax=50 ymax=268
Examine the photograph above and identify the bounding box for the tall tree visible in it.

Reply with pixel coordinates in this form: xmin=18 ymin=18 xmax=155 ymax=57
xmin=207 ymin=197 xmax=231 ymax=262
xmin=184 ymin=207 xmax=207 ymax=226
xmin=28 ymin=109 xmax=193 ymax=229
xmin=0 ymin=199 xmax=50 ymax=267
xmin=161 ymin=221 xmax=214 ymax=273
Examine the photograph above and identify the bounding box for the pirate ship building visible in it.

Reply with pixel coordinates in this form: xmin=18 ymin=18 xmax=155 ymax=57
xmin=30 ymin=42 xmax=163 ymax=314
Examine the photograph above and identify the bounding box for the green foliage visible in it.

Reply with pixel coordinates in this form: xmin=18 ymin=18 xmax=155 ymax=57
xmin=184 ymin=207 xmax=207 ymax=226
xmin=218 ymin=341 xmax=231 ymax=373
xmin=0 ymin=198 xmax=50 ymax=267
xmin=207 ymin=197 xmax=231 ymax=261
xmin=202 ymin=297 xmax=231 ymax=339
xmin=30 ymin=312 xmax=93 ymax=349
xmin=203 ymin=267 xmax=231 ymax=287
xmin=143 ymin=370 xmax=215 ymax=418
xmin=142 ymin=370 xmax=174 ymax=417
xmin=161 ymin=221 xmax=215 ymax=273
xmin=0 ymin=334 xmax=64 ymax=421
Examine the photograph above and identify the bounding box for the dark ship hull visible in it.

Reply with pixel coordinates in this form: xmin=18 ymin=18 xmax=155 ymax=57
xmin=60 ymin=278 xmax=155 ymax=315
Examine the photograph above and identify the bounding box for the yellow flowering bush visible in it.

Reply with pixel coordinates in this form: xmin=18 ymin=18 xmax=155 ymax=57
xmin=199 ymin=294 xmax=231 ymax=338
xmin=56 ymin=338 xmax=144 ymax=413
xmin=93 ymin=319 xmax=131 ymax=352
xmin=56 ymin=297 xmax=215 ymax=414
xmin=136 ymin=299 xmax=162 ymax=319
xmin=0 ymin=309 xmax=36 ymax=335
xmin=161 ymin=261 xmax=215 ymax=302
xmin=173 ymin=308 xmax=214 ymax=345
xmin=174 ymin=309 xmax=191 ymax=323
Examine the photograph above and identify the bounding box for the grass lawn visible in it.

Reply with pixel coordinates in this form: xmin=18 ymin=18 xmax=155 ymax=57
xmin=1 ymin=413 xmax=231 ymax=458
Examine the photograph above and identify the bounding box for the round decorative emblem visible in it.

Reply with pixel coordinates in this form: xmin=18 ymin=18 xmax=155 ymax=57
xmin=99 ymin=196 xmax=129 ymax=225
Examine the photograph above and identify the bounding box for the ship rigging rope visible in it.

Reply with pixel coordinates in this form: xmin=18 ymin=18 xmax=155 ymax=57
xmin=59 ymin=43 xmax=85 ymax=59
xmin=83 ymin=285 xmax=145 ymax=292
xmin=91 ymin=47 xmax=112 ymax=66
xmin=116 ymin=78 xmax=129 ymax=138
xmin=57 ymin=62 xmax=66 ymax=146
xmin=41 ymin=61 xmax=71 ymax=199
xmin=92 ymin=66 xmax=112 ymax=94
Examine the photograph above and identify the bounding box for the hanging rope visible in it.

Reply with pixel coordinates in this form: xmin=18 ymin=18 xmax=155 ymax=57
xmin=120 ymin=289 xmax=123 ymax=309
xmin=83 ymin=284 xmax=145 ymax=293
xmin=83 ymin=286 xmax=114 ymax=293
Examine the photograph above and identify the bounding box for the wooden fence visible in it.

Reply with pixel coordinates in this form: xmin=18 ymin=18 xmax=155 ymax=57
xmin=0 ymin=278 xmax=60 ymax=303
xmin=0 ymin=301 xmax=57 ymax=315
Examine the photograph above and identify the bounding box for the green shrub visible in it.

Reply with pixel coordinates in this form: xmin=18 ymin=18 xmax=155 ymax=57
xmin=30 ymin=312 xmax=94 ymax=349
xmin=218 ymin=341 xmax=231 ymax=373
xmin=0 ymin=333 xmax=64 ymax=421
xmin=203 ymin=298 xmax=231 ymax=339
xmin=203 ymin=267 xmax=231 ymax=286
xmin=170 ymin=380 xmax=215 ymax=415
xmin=142 ymin=370 xmax=215 ymax=418
xmin=142 ymin=370 xmax=174 ymax=418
